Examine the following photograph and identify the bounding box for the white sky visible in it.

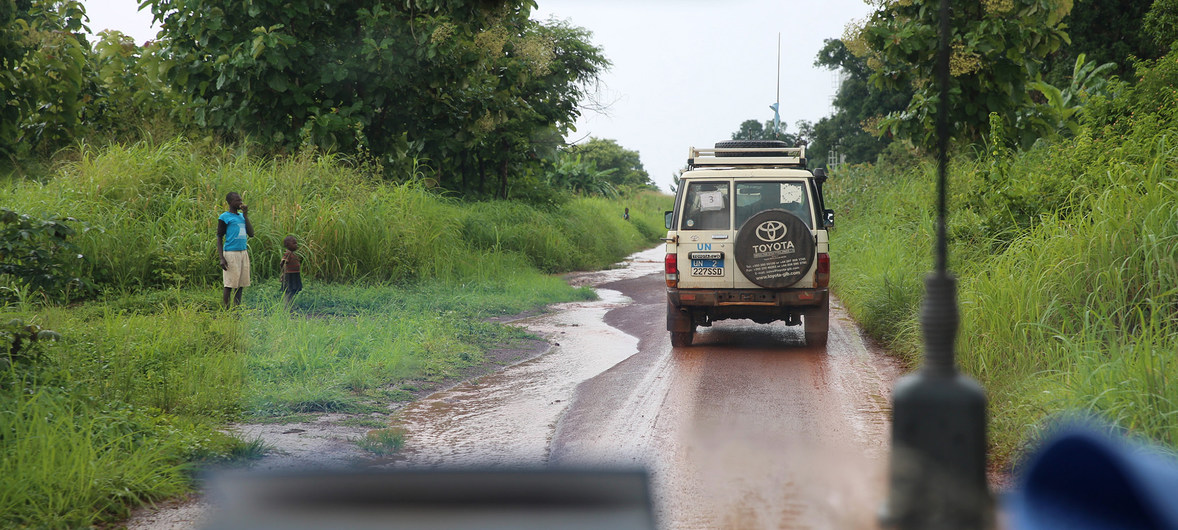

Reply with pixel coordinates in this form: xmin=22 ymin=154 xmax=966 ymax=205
xmin=81 ymin=0 xmax=875 ymax=192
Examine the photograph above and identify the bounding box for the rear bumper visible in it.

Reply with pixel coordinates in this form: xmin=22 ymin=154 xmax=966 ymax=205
xmin=667 ymin=288 xmax=828 ymax=308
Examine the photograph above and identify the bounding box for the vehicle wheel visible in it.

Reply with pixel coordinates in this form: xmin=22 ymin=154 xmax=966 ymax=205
xmin=804 ymin=296 xmax=830 ymax=347
xmin=667 ymin=300 xmax=695 ymax=347
xmin=733 ymin=209 xmax=815 ymax=288
xmin=714 ymin=139 xmax=792 ymax=157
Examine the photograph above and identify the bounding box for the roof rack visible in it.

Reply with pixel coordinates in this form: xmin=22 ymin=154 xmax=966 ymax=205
xmin=687 ymin=146 xmax=807 ymax=169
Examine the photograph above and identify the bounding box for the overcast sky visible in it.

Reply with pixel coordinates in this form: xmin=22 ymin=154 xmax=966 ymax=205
xmin=81 ymin=0 xmax=875 ymax=192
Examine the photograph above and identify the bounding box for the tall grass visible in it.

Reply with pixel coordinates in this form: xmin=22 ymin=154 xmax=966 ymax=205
xmin=1 ymin=138 xmax=671 ymax=526
xmin=0 ymin=388 xmax=189 ymax=527
xmin=3 ymin=140 xmax=673 ymax=291
xmin=829 ymin=127 xmax=1178 ymax=467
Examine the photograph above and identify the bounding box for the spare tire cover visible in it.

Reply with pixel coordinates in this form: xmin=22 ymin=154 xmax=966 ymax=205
xmin=734 ymin=209 xmax=815 ymax=288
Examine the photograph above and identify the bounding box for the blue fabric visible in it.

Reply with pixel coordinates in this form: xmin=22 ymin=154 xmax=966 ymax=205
xmin=1009 ymin=425 xmax=1178 ymax=529
xmin=219 ymin=211 xmax=248 ymax=251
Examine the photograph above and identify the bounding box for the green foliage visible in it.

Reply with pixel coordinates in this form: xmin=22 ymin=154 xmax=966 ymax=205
xmin=1022 ymin=53 xmax=1115 ymax=141
xmin=546 ymin=153 xmax=618 ymax=197
xmin=831 ymin=50 xmax=1178 ymax=465
xmin=809 ymin=38 xmax=909 ymax=167
xmin=0 ymin=317 xmax=59 ymax=375
xmin=563 ymin=137 xmax=655 ymax=190
xmin=0 ymin=388 xmax=189 ymax=527
xmin=0 ymin=306 xmax=256 ymax=527
xmin=85 ymin=31 xmax=184 ymax=143
xmin=0 ymin=165 xmax=663 ymax=525
xmin=357 ymin=427 xmax=407 ymax=455
xmin=1 ymin=140 xmax=669 ymax=296
xmin=852 ymin=0 xmax=1072 ymax=148
xmin=1084 ymin=47 xmax=1178 ymax=138
xmin=1041 ymin=0 xmax=1156 ymax=84
xmin=729 ymin=118 xmax=801 ymax=145
xmin=145 ymin=0 xmax=608 ymax=197
xmin=0 ymin=0 xmax=91 ymax=161
xmin=1144 ymin=0 xmax=1178 ymax=52
xmin=0 ymin=208 xmax=94 ymax=302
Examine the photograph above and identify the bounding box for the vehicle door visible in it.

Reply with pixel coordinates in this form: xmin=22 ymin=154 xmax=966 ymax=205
xmin=676 ymin=180 xmax=734 ymax=289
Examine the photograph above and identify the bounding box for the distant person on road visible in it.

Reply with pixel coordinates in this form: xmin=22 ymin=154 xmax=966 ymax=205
xmin=279 ymin=235 xmax=302 ymax=310
xmin=217 ymin=192 xmax=254 ymax=308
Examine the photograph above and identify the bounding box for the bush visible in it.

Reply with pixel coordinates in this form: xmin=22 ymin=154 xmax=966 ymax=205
xmin=0 ymin=209 xmax=94 ymax=302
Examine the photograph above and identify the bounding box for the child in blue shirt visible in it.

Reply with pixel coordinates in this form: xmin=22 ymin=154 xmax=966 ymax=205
xmin=216 ymin=192 xmax=254 ymax=308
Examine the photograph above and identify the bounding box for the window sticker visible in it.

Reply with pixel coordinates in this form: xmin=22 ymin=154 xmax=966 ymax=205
xmin=780 ymin=184 xmax=803 ymax=204
xmin=698 ymin=190 xmax=726 ymax=211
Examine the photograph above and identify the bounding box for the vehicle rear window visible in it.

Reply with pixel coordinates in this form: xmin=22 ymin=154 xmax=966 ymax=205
xmin=681 ymin=182 xmax=730 ymax=230
xmin=735 ymin=181 xmax=811 ymax=229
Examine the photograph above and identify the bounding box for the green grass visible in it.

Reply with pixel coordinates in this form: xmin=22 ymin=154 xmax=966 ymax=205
xmin=338 ymin=416 xmax=390 ymax=429
xmin=829 ymin=125 xmax=1178 ymax=468
xmin=356 ymin=427 xmax=407 ymax=456
xmin=3 ymin=140 xmax=672 ymax=292
xmin=0 ymin=138 xmax=672 ymax=526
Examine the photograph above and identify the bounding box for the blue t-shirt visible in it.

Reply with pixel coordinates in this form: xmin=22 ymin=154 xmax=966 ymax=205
xmin=219 ymin=211 xmax=249 ymax=251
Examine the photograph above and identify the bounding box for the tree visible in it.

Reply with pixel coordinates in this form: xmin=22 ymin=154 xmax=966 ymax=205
xmin=850 ymin=0 xmax=1072 ymax=148
xmin=563 ymin=137 xmax=654 ymax=190
xmin=1145 ymin=0 xmax=1178 ymax=54
xmin=1042 ymin=0 xmax=1159 ymax=85
xmin=0 ymin=0 xmax=91 ymax=162
xmin=146 ymin=0 xmax=607 ymax=197
xmin=85 ymin=31 xmax=183 ymax=141
xmin=729 ymin=118 xmax=798 ymax=145
xmin=546 ymin=154 xmax=617 ymax=197
xmin=808 ymin=38 xmax=911 ymax=167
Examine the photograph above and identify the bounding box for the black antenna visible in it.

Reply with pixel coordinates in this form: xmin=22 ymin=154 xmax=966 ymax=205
xmin=879 ymin=0 xmax=993 ymax=527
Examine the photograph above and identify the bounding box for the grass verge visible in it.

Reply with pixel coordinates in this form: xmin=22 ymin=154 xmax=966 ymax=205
xmin=0 ymin=140 xmax=671 ymax=526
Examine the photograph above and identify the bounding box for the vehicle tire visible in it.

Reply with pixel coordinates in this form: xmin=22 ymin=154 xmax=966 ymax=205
xmin=714 ymin=139 xmax=791 ymax=157
xmin=667 ymin=300 xmax=695 ymax=347
xmin=733 ymin=209 xmax=815 ymax=288
xmin=804 ymin=296 xmax=829 ymax=347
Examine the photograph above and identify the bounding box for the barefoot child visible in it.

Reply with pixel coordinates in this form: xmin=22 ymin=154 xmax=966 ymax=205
xmin=279 ymin=235 xmax=302 ymax=308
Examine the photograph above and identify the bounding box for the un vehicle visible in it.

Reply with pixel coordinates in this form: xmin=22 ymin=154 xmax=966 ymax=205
xmin=663 ymin=140 xmax=833 ymax=347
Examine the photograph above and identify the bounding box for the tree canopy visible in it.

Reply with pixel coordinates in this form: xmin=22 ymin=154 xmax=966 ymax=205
xmin=1 ymin=0 xmax=91 ymax=161
xmin=144 ymin=0 xmax=607 ymax=197
xmin=563 ymin=137 xmax=655 ymax=190
xmin=849 ymin=0 xmax=1072 ymax=148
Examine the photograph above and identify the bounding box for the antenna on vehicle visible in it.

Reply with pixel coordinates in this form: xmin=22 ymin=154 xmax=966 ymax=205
xmin=770 ymin=33 xmax=781 ymax=140
xmin=880 ymin=0 xmax=993 ymax=528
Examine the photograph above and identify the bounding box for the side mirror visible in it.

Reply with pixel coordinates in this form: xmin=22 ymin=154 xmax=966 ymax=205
xmin=664 ymin=211 xmax=674 ymax=230
xmin=824 ymin=209 xmax=835 ymax=229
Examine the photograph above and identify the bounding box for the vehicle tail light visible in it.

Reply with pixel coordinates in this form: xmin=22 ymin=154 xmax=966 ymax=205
xmin=816 ymin=253 xmax=830 ymax=288
xmin=665 ymin=253 xmax=679 ymax=288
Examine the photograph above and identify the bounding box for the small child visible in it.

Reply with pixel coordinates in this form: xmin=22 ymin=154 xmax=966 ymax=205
xmin=279 ymin=235 xmax=302 ymax=308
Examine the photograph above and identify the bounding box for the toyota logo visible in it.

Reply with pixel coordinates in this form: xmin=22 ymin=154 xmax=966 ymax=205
xmin=756 ymin=220 xmax=786 ymax=242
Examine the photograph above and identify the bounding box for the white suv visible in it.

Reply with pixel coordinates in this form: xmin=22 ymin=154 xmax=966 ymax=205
xmin=664 ymin=140 xmax=832 ymax=347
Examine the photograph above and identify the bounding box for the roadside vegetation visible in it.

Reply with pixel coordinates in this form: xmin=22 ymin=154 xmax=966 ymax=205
xmin=0 ymin=141 xmax=668 ymax=527
xmin=829 ymin=48 xmax=1178 ymax=468
xmin=3 ymin=1 xmax=674 ymax=525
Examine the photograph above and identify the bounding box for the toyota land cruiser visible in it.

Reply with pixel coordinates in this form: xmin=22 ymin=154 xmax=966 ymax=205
xmin=664 ymin=140 xmax=833 ymax=347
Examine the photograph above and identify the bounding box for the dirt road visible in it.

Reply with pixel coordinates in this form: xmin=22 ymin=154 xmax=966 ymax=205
xmin=387 ymin=246 xmax=903 ymax=528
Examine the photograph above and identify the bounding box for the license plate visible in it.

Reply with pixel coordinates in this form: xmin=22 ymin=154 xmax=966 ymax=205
xmin=691 ymin=259 xmax=724 ymax=268
xmin=691 ymin=265 xmax=724 ymax=277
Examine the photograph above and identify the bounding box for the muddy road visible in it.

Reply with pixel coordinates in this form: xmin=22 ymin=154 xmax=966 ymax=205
xmin=387 ymin=246 xmax=903 ymax=528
